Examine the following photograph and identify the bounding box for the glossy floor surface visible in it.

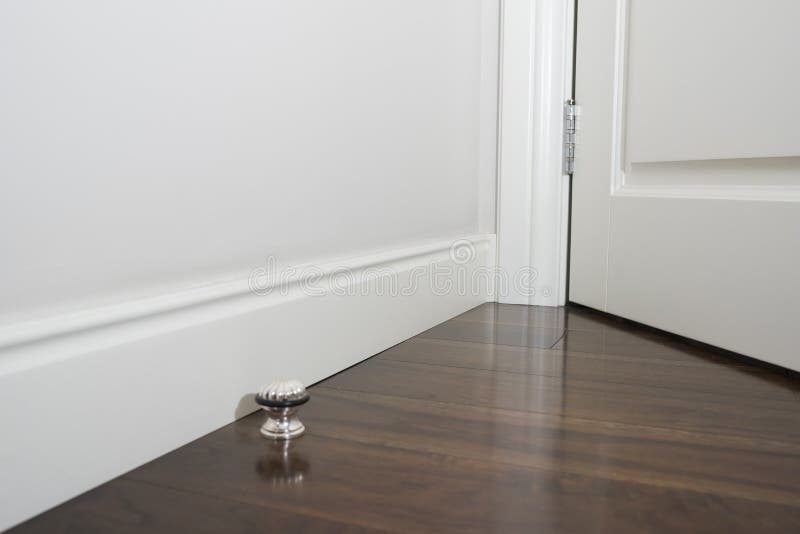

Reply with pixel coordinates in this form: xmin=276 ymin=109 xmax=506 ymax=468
xmin=13 ymin=304 xmax=800 ymax=533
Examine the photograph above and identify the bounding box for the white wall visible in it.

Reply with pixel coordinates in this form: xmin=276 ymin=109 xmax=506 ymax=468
xmin=0 ymin=1 xmax=499 ymax=529
xmin=0 ymin=0 xmax=498 ymax=324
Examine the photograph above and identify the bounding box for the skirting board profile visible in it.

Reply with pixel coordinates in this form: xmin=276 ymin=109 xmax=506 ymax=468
xmin=0 ymin=234 xmax=495 ymax=530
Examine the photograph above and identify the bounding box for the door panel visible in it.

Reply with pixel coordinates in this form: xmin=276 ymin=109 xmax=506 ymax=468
xmin=625 ymin=1 xmax=800 ymax=163
xmin=571 ymin=0 xmax=800 ymax=370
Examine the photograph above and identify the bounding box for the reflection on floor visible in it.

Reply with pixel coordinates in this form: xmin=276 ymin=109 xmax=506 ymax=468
xmin=13 ymin=303 xmax=800 ymax=533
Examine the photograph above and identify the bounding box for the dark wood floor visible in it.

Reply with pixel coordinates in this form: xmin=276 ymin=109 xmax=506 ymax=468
xmin=12 ymin=304 xmax=800 ymax=533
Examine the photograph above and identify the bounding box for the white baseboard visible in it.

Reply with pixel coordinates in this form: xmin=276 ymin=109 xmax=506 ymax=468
xmin=0 ymin=234 xmax=495 ymax=530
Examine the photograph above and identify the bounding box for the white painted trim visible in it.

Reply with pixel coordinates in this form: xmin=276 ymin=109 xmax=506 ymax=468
xmin=0 ymin=235 xmax=490 ymax=360
xmin=614 ymin=183 xmax=800 ymax=202
xmin=610 ymin=0 xmax=630 ymax=193
xmin=0 ymin=234 xmax=494 ymax=531
xmin=496 ymin=0 xmax=573 ymax=306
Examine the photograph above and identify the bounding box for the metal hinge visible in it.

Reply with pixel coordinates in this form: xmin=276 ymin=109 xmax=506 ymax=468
xmin=563 ymin=99 xmax=577 ymax=175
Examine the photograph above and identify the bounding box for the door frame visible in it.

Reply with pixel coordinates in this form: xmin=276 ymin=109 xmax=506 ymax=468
xmin=495 ymin=0 xmax=575 ymax=306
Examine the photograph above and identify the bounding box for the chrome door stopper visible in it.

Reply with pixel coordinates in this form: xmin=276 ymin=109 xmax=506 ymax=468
xmin=255 ymin=379 xmax=310 ymax=440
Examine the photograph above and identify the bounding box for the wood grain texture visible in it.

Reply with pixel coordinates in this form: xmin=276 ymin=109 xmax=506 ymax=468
xmin=11 ymin=303 xmax=800 ymax=533
xmin=13 ymin=478 xmax=374 ymax=534
xmin=418 ymin=320 xmax=564 ymax=349
xmin=304 ymin=388 xmax=800 ymax=505
xmin=322 ymin=358 xmax=800 ymax=443
xmin=379 ymin=338 xmax=800 ymax=401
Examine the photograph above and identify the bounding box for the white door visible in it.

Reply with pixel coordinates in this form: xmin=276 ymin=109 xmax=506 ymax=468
xmin=570 ymin=0 xmax=800 ymax=371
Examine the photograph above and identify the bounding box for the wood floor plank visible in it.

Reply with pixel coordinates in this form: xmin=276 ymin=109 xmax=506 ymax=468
xmin=322 ymin=358 xmax=800 ymax=443
xmin=454 ymin=303 xmax=757 ymax=366
xmin=418 ymin=320 xmax=563 ymax=349
xmin=123 ymin=416 xmax=800 ymax=533
xmin=10 ymin=478 xmax=377 ymax=534
xmin=453 ymin=302 xmax=678 ymax=336
xmin=454 ymin=302 xmax=599 ymax=331
xmin=306 ymin=387 xmax=800 ymax=506
xmin=550 ymin=328 xmax=733 ymax=363
xmin=378 ymin=337 xmax=800 ymax=401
